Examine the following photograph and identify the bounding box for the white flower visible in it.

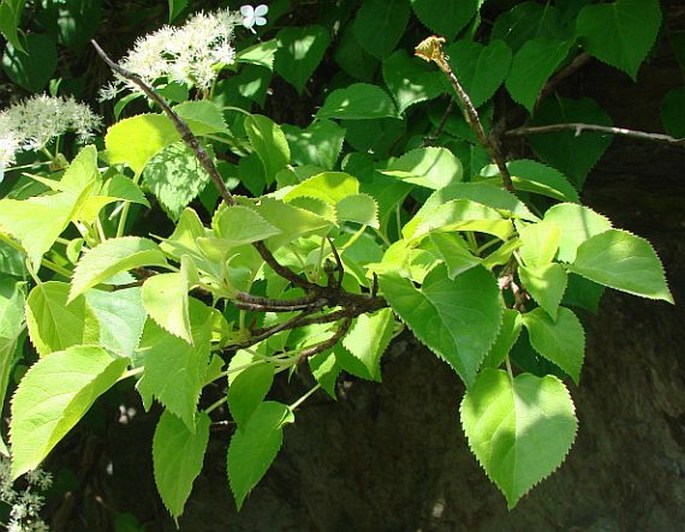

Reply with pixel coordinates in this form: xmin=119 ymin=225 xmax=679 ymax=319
xmin=240 ymin=4 xmax=268 ymax=34
xmin=102 ymin=8 xmax=241 ymax=99
xmin=0 ymin=95 xmax=101 ymax=171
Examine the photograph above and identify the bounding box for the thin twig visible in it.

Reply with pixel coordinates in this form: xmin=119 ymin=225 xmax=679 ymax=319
xmin=423 ymin=99 xmax=455 ymax=146
xmin=415 ymin=36 xmax=515 ymax=193
xmin=298 ymin=317 xmax=353 ymax=363
xmin=537 ymin=52 xmax=592 ymax=106
xmin=326 ymin=237 xmax=344 ymax=289
xmin=505 ymin=122 xmax=685 ymax=146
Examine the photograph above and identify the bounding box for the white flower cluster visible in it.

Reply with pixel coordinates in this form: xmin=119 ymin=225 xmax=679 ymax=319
xmin=101 ymin=8 xmax=242 ymax=100
xmin=0 ymin=455 xmax=52 ymax=531
xmin=0 ymin=94 xmax=102 ymax=170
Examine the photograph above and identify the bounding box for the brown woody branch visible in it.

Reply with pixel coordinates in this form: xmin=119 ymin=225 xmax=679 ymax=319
xmin=505 ymin=123 xmax=685 ymax=147
xmin=415 ymin=36 xmax=515 ymax=193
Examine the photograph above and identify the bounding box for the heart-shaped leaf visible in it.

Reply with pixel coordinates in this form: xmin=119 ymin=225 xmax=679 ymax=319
xmin=461 ymin=369 xmax=577 ymax=508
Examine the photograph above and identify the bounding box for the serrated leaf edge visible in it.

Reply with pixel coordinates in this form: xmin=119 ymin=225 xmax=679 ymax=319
xmin=459 ymin=371 xmax=578 ymax=508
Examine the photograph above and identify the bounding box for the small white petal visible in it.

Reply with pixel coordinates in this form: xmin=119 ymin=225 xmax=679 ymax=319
xmin=254 ymin=4 xmax=268 ymax=17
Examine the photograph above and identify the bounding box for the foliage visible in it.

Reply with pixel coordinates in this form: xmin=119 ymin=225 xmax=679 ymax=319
xmin=0 ymin=0 xmax=678 ymax=522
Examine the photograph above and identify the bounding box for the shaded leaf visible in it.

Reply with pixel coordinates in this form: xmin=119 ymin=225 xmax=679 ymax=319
xmin=379 ymin=266 xmax=501 ymax=386
xmin=519 ymin=263 xmax=568 ymax=320
xmin=275 ymin=25 xmax=330 ymax=93
xmin=352 ymin=0 xmax=410 ymax=59
xmin=227 ymin=401 xmax=294 ymax=510
xmin=446 ymin=39 xmax=512 ymax=108
xmin=576 ymin=0 xmax=661 ymax=79
xmin=153 ymin=411 xmax=209 ymax=519
xmin=522 ymin=307 xmax=585 ymax=383
xmin=316 ymin=83 xmax=397 ymax=120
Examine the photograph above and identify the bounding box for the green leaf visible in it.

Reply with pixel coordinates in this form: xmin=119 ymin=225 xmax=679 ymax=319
xmin=576 ymin=0 xmax=661 ymax=80
xmin=408 ymin=199 xmax=514 ymax=242
xmin=0 ymin=0 xmax=26 ymax=52
xmin=460 ymin=369 xmax=577 ymax=508
xmin=168 ymin=0 xmax=188 ymax=22
xmin=0 ymin=191 xmax=82 ymax=269
xmin=379 ymin=266 xmax=501 ymax=386
xmin=428 ymin=232 xmax=481 ymax=278
xmin=0 ymin=277 xmax=25 ymax=445
xmin=25 ymin=281 xmax=100 ymax=357
xmin=334 ymin=25 xmax=378 ymax=81
xmin=481 ymin=309 xmax=522 ymax=369
xmin=136 ymin=299 xmax=214 ymax=430
xmin=249 ymin=197 xmax=334 ymax=249
xmin=228 ymin=359 xmax=275 ymax=429
xmin=343 ymin=118 xmax=406 ymax=155
xmin=284 ymin=172 xmax=359 ymax=205
xmin=410 ymin=0 xmax=478 ymax=39
xmin=518 ymin=221 xmax=561 ymax=267
xmin=381 ymin=147 xmax=463 ymax=189
xmin=2 ymin=33 xmax=56 ymax=92
xmin=86 ymin=285 xmax=147 ymax=359
xmin=237 ymin=39 xmax=279 ymax=70
xmin=105 ymin=114 xmax=178 ymax=175
xmin=522 ymin=307 xmax=585 ymax=383
xmin=352 ymin=0 xmax=410 ymax=59
xmin=505 ymin=160 xmax=579 ymax=203
xmin=519 ymin=264 xmax=568 ymax=320
xmin=404 ymin=182 xmax=538 ymax=239
xmin=10 ymin=345 xmax=128 ymax=479
xmin=275 ymin=25 xmax=330 ymax=94
xmin=70 ymin=237 xmax=169 ymax=302
xmin=227 ymin=401 xmax=294 ymax=510
xmin=382 ymin=50 xmax=446 ymax=114
xmin=213 ymin=205 xmax=281 ymax=246
xmin=153 ymin=410 xmax=209 ymax=519
xmin=569 ymin=229 xmax=673 ymax=303
xmin=562 ymin=273 xmax=605 ymax=314
xmin=506 ymin=38 xmax=571 ymax=111
xmin=661 ymin=87 xmax=685 ymax=138
xmin=142 ymin=141 xmax=211 ymax=221
xmin=543 ymin=203 xmax=612 ymax=263
xmin=529 ymin=97 xmax=613 ymax=189
xmin=142 ymin=270 xmax=192 ymax=344
xmin=342 ymin=308 xmax=394 ymax=381
xmin=336 ymin=194 xmax=379 ymax=228
xmin=283 ymin=120 xmax=345 ymax=170
xmin=491 ymin=2 xmax=565 ymax=53
xmin=316 ymin=83 xmax=397 ymax=120
xmin=445 ymin=39 xmax=512 ymax=108
xmin=244 ymin=114 xmax=290 ymax=184
xmin=174 ymin=101 xmax=229 ymax=136
xmin=308 ymin=352 xmax=340 ymax=398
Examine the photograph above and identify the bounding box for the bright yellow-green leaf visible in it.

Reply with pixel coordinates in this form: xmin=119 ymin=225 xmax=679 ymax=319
xmin=70 ymin=237 xmax=169 ymax=302
xmin=10 ymin=345 xmax=128 ymax=479
xmin=461 ymin=369 xmax=577 ymax=508
xmin=25 ymin=281 xmax=100 ymax=357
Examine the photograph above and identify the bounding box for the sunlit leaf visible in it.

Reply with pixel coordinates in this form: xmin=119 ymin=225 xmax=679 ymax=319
xmin=10 ymin=345 xmax=128 ymax=479
xmin=461 ymin=369 xmax=577 ymax=508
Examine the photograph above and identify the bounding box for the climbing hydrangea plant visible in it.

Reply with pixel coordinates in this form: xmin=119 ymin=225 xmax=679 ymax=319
xmin=0 ymin=0 xmax=678 ymax=520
